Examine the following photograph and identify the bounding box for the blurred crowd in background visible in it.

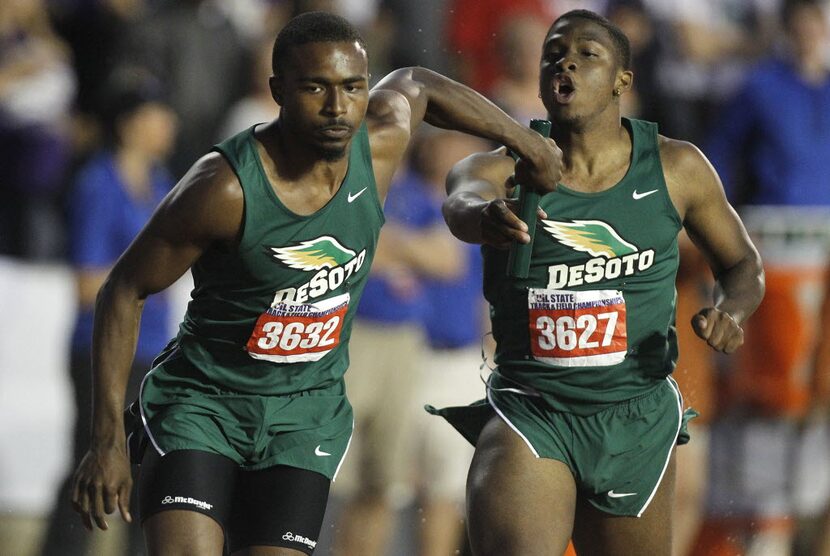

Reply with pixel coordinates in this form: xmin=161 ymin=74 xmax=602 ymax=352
xmin=2 ymin=0 xmax=830 ymax=555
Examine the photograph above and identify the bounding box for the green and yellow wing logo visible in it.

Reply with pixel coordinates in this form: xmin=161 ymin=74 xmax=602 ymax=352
xmin=542 ymin=219 xmax=637 ymax=258
xmin=270 ymin=236 xmax=356 ymax=271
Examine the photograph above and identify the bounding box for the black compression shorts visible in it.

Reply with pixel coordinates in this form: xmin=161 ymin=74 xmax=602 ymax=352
xmin=138 ymin=449 xmax=330 ymax=554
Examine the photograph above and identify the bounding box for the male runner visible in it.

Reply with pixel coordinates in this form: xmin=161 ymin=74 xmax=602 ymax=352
xmin=435 ymin=10 xmax=765 ymax=556
xmin=69 ymin=12 xmax=561 ymax=556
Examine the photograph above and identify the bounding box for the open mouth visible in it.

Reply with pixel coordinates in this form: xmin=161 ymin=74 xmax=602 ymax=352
xmin=552 ymin=75 xmax=576 ymax=104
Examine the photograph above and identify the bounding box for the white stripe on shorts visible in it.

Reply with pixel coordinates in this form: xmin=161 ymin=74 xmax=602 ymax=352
xmin=332 ymin=419 xmax=355 ymax=482
xmin=137 ymin=348 xmax=182 ymax=458
xmin=486 ymin=388 xmax=540 ymax=458
xmin=636 ymin=377 xmax=684 ymax=517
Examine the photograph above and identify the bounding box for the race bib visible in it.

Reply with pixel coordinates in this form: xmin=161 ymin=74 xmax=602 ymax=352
xmin=246 ymin=292 xmax=349 ymax=363
xmin=528 ymin=288 xmax=627 ymax=367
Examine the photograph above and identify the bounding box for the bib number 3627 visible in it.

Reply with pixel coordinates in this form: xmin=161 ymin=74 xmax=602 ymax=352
xmin=246 ymin=292 xmax=349 ymax=363
xmin=528 ymin=288 xmax=627 ymax=367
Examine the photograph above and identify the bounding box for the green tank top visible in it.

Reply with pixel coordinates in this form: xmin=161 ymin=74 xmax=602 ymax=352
xmin=485 ymin=118 xmax=682 ymax=413
xmin=175 ymin=123 xmax=385 ymax=394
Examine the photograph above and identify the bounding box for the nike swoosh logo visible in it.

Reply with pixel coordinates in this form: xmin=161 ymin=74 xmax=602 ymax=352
xmin=632 ymin=189 xmax=658 ymax=200
xmin=347 ymin=187 xmax=368 ymax=203
xmin=314 ymin=445 xmax=332 ymax=457
xmin=607 ymin=490 xmax=638 ymax=498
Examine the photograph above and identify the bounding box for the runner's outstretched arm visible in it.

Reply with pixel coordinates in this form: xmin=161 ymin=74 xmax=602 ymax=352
xmin=365 ymin=67 xmax=562 ymax=200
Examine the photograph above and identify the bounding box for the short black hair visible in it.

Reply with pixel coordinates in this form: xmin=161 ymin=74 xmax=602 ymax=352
xmin=549 ymin=9 xmax=631 ymax=69
xmin=781 ymin=0 xmax=822 ymax=28
xmin=272 ymin=11 xmax=367 ymax=75
xmin=99 ymin=67 xmax=166 ymax=145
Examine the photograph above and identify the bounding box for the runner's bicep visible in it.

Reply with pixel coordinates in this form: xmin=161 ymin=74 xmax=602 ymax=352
xmin=109 ymin=156 xmax=244 ymax=297
xmin=106 ymin=212 xmax=206 ymax=298
xmin=669 ymin=142 xmax=755 ymax=276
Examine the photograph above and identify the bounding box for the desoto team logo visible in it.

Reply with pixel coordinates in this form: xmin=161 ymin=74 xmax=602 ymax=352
xmin=271 ymin=236 xmax=356 ymax=271
xmin=541 ymin=219 xmax=654 ymax=288
xmin=268 ymin=236 xmax=366 ymax=304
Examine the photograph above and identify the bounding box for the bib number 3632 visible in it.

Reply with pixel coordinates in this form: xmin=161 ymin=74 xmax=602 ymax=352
xmin=246 ymin=292 xmax=349 ymax=363
xmin=528 ymin=288 xmax=627 ymax=367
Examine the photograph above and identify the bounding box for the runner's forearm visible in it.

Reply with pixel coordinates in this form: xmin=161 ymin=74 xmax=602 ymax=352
xmin=404 ymin=67 xmax=543 ymax=157
xmin=89 ymin=277 xmax=145 ymax=447
xmin=711 ymin=252 xmax=765 ymax=324
xmin=376 ymin=67 xmax=551 ymax=166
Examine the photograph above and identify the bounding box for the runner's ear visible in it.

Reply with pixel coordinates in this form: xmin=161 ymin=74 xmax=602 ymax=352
xmin=270 ymin=76 xmax=284 ymax=106
xmin=614 ymin=70 xmax=633 ymax=96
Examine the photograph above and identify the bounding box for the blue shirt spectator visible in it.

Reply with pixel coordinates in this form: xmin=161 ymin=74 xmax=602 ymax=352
xmin=356 ymin=170 xmax=442 ymax=323
xmin=423 ymin=244 xmax=484 ymax=349
xmin=40 ymin=69 xmax=179 ymax=556
xmin=67 ymin=151 xmax=173 ymax=360
xmin=706 ymin=59 xmax=830 ymax=205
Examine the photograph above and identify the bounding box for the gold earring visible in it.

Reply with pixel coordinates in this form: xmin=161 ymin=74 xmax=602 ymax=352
xmin=613 ymin=88 xmax=621 ymax=96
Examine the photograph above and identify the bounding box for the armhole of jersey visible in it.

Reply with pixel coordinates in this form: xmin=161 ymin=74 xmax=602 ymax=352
xmin=210 ymin=144 xmax=252 ymax=254
xmin=358 ymin=123 xmax=386 ymax=225
xmin=647 ymin=122 xmax=683 ymax=232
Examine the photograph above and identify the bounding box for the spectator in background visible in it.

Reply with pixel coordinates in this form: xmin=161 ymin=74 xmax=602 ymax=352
xmin=646 ymin=0 xmax=776 ymax=143
xmin=706 ymin=0 xmax=830 ymax=207
xmin=447 ymin=0 xmax=550 ymax=91
xmin=605 ymin=0 xmax=662 ymax=122
xmin=380 ymin=0 xmax=453 ymax=76
xmin=554 ymin=0 xmax=609 ymax=13
xmin=489 ymin=14 xmax=549 ymax=125
xmin=217 ymin=36 xmax=280 ymax=140
xmin=413 ymin=128 xmax=490 ymax=556
xmin=215 ymin=0 xmax=280 ymax=47
xmin=123 ymin=0 xmax=247 ymax=177
xmin=332 ymin=129 xmax=468 ymax=556
xmin=48 ymin=0 xmax=149 ymax=155
xmin=290 ymin=0 xmax=338 ymax=16
xmin=0 ymin=0 xmax=75 ymax=259
xmin=699 ymin=1 xmax=830 ymax=554
xmin=39 ymin=69 xmax=177 ymax=556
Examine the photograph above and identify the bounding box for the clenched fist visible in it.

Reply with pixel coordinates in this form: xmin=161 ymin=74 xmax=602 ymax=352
xmin=691 ymin=307 xmax=744 ymax=354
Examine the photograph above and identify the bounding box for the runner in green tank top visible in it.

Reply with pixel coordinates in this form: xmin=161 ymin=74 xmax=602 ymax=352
xmin=68 ymin=12 xmax=563 ymax=556
xmin=436 ymin=9 xmax=764 ymax=556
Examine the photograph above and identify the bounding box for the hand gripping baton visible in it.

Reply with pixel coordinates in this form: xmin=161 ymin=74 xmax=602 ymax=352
xmin=507 ymin=118 xmax=552 ymax=278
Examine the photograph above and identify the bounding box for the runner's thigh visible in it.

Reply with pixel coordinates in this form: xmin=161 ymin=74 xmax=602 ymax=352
xmin=228 ymin=464 xmax=330 ymax=555
xmin=467 ymin=416 xmax=577 ymax=556
xmin=139 ymin=449 xmax=238 ymax=555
